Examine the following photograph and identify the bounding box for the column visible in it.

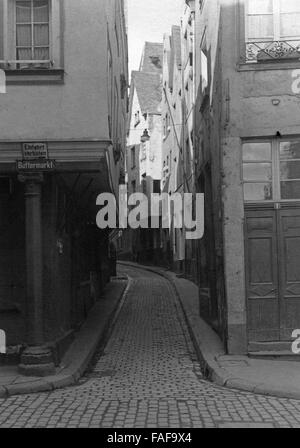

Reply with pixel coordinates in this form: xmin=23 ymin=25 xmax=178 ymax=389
xmin=18 ymin=174 xmax=55 ymax=376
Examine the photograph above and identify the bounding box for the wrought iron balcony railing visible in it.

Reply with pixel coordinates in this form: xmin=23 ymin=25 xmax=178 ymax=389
xmin=244 ymin=39 xmax=300 ymax=63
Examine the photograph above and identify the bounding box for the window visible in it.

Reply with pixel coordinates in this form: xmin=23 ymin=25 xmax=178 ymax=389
xmin=0 ymin=0 xmax=63 ymax=82
xmin=163 ymin=114 xmax=171 ymax=138
xmin=166 ymin=113 xmax=170 ymax=131
xmin=131 ymin=146 xmax=136 ymax=169
xmin=242 ymin=142 xmax=273 ymax=201
xmin=280 ymin=141 xmax=300 ymax=199
xmin=200 ymin=49 xmax=208 ymax=93
xmin=134 ymin=111 xmax=140 ymax=127
xmin=243 ymin=139 xmax=300 ymax=202
xmin=131 ymin=180 xmax=136 ymax=194
xmin=15 ymin=0 xmax=50 ymax=67
xmin=245 ymin=0 xmax=300 ymax=63
xmin=153 ymin=180 xmax=160 ymax=194
xmin=142 ymin=176 xmax=147 ymax=195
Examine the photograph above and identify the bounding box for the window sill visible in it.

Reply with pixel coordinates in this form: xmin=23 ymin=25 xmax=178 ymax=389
xmin=4 ymin=68 xmax=65 ymax=85
xmin=237 ymin=60 xmax=300 ymax=72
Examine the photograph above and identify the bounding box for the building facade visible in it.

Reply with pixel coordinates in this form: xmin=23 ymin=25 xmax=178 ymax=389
xmin=160 ymin=2 xmax=199 ymax=277
xmin=0 ymin=0 xmax=128 ymax=373
xmin=195 ymin=0 xmax=300 ymax=354
xmin=181 ymin=0 xmax=197 ymax=280
xmin=119 ymin=42 xmax=163 ymax=263
xmin=161 ymin=26 xmax=185 ymax=270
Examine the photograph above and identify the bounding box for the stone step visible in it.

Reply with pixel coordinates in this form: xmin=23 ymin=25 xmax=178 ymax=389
xmin=248 ymin=341 xmax=292 ymax=352
xmin=248 ymin=351 xmax=300 ymax=362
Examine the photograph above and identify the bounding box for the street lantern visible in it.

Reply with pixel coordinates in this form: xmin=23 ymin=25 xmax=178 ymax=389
xmin=140 ymin=129 xmax=150 ymax=143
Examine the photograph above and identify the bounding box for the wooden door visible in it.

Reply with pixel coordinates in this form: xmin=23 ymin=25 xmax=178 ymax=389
xmin=278 ymin=206 xmax=300 ymax=340
xmin=245 ymin=206 xmax=300 ymax=342
xmin=245 ymin=208 xmax=280 ymax=342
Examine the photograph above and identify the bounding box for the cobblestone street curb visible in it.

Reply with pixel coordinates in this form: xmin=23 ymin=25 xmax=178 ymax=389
xmin=118 ymin=262 xmax=227 ymax=382
xmin=119 ymin=262 xmax=300 ymax=400
xmin=0 ymin=277 xmax=129 ymax=398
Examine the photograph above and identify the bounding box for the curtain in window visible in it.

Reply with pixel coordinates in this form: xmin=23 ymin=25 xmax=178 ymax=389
xmin=34 ymin=1 xmax=49 ymax=60
xmin=247 ymin=0 xmax=300 ymax=41
xmin=16 ymin=25 xmax=31 ymax=46
xmin=34 ymin=47 xmax=49 ymax=60
xmin=34 ymin=25 xmax=49 ymax=46
xmin=33 ymin=0 xmax=49 ymax=22
xmin=247 ymin=0 xmax=274 ymax=40
xmin=280 ymin=0 xmax=300 ymax=37
xmin=16 ymin=48 xmax=32 ymax=60
xmin=16 ymin=1 xmax=31 ymax=22
xmin=16 ymin=0 xmax=49 ymax=62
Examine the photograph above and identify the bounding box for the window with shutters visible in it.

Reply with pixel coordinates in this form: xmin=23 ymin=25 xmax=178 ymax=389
xmin=242 ymin=0 xmax=300 ymax=63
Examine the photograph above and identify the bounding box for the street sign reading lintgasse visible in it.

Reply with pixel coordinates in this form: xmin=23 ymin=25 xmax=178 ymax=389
xmin=16 ymin=160 xmax=56 ymax=172
xmin=22 ymin=142 xmax=48 ymax=160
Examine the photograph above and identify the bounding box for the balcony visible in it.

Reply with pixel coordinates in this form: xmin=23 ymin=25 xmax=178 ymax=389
xmin=244 ymin=40 xmax=300 ymax=63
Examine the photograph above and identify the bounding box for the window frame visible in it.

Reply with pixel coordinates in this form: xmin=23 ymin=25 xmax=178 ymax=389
xmin=131 ymin=146 xmax=136 ymax=169
xmin=0 ymin=0 xmax=64 ymax=84
xmin=242 ymin=137 xmax=300 ymax=203
xmin=238 ymin=0 xmax=300 ymax=69
xmin=134 ymin=111 xmax=140 ymax=127
xmin=15 ymin=0 xmax=51 ymax=67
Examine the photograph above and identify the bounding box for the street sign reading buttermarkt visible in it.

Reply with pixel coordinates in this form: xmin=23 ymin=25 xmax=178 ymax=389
xmin=16 ymin=160 xmax=56 ymax=172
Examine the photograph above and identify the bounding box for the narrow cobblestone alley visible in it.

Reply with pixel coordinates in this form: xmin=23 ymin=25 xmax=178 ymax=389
xmin=1 ymin=265 xmax=300 ymax=428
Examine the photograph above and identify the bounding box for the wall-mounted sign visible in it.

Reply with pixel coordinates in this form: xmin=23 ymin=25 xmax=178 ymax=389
xmin=22 ymin=142 xmax=48 ymax=160
xmin=16 ymin=160 xmax=56 ymax=172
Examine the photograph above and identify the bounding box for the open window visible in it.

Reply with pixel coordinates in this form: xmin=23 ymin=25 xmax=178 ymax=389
xmin=243 ymin=0 xmax=300 ymax=63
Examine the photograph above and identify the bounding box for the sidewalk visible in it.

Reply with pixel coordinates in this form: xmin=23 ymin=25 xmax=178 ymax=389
xmin=0 ymin=276 xmax=129 ymax=398
xmin=120 ymin=261 xmax=300 ymax=401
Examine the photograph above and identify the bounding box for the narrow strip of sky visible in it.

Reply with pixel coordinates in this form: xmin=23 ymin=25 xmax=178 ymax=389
xmin=127 ymin=0 xmax=183 ymax=74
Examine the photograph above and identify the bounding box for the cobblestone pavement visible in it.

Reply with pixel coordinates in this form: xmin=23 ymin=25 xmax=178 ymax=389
xmin=1 ymin=265 xmax=300 ymax=428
